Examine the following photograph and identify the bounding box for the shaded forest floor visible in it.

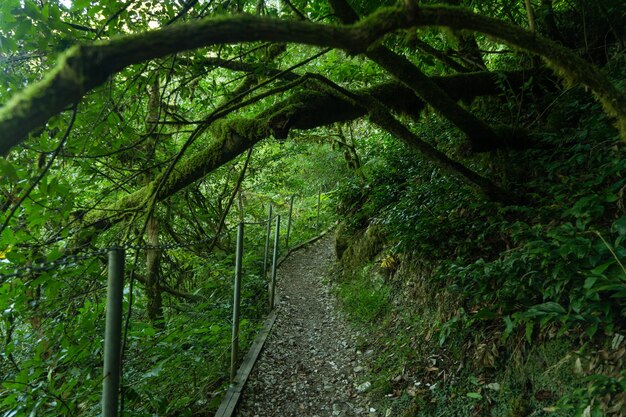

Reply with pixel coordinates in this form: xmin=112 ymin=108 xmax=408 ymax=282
xmin=236 ymin=235 xmax=376 ymax=417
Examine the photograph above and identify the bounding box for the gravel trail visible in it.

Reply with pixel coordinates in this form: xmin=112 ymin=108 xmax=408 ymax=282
xmin=236 ymin=234 xmax=373 ymax=417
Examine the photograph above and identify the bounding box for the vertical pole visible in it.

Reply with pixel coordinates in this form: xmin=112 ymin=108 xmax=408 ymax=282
xmin=285 ymin=195 xmax=294 ymax=250
xmin=230 ymin=222 xmax=244 ymax=382
xmin=524 ymin=0 xmax=536 ymax=32
xmin=262 ymin=203 xmax=272 ymax=276
xmin=103 ymin=248 xmax=124 ymax=417
xmin=316 ymin=190 xmax=321 ymax=231
xmin=269 ymin=215 xmax=281 ymax=310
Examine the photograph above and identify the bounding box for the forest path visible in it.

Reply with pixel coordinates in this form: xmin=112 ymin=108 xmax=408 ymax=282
xmin=236 ymin=234 xmax=374 ymax=417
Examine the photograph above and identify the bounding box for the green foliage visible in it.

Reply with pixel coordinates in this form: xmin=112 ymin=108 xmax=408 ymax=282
xmin=1 ymin=0 xmax=625 ymax=416
xmin=336 ymin=266 xmax=390 ymax=324
xmin=334 ymin=67 xmax=625 ymax=417
xmin=0 ymin=138 xmax=343 ymax=416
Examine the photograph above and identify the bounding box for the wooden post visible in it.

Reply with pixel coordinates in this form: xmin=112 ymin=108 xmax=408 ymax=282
xmin=285 ymin=195 xmax=294 ymax=249
xmin=262 ymin=203 xmax=272 ymax=276
xmin=269 ymin=215 xmax=280 ymax=310
xmin=230 ymin=222 xmax=244 ymax=382
xmin=102 ymin=248 xmax=124 ymax=417
xmin=316 ymin=190 xmax=321 ymax=231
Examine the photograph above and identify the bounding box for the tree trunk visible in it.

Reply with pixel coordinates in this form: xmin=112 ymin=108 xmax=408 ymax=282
xmin=144 ymin=77 xmax=164 ymax=326
xmin=146 ymin=215 xmax=163 ymax=325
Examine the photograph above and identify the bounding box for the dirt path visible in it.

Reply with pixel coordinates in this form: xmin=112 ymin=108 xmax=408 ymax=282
xmin=236 ymin=234 xmax=374 ymax=417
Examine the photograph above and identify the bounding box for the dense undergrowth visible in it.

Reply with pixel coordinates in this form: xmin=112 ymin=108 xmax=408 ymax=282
xmin=0 ymin=140 xmax=345 ymax=416
xmin=333 ymin=61 xmax=625 ymax=416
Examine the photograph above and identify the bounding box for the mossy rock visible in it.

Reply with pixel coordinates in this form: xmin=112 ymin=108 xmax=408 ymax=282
xmin=339 ymin=223 xmax=386 ymax=272
xmin=334 ymin=222 xmax=351 ymax=260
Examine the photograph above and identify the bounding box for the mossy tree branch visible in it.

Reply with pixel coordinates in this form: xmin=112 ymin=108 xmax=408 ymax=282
xmin=407 ymin=5 xmax=626 ymax=139
xmin=306 ymin=74 xmax=514 ymax=203
xmin=1 ymin=4 xmax=624 ymax=156
xmin=329 ymin=0 xmax=505 ymax=152
xmin=0 ymin=8 xmax=410 ymax=156
xmin=84 ymin=70 xmax=529 ymax=227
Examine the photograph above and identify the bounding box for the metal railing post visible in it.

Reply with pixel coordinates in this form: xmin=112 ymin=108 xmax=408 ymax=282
xmin=269 ymin=215 xmax=280 ymax=310
xmin=262 ymin=203 xmax=272 ymax=276
xmin=285 ymin=195 xmax=294 ymax=249
xmin=102 ymin=248 xmax=125 ymax=417
xmin=230 ymin=222 xmax=244 ymax=382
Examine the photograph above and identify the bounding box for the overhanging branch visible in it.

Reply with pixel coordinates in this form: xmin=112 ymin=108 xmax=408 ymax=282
xmin=84 ymin=70 xmax=532 ymax=227
xmin=0 ymin=7 xmax=410 ymax=156
xmin=1 ymin=4 xmax=624 ymax=156
xmin=330 ymin=0 xmax=504 ymax=151
xmin=407 ymin=5 xmax=626 ymax=139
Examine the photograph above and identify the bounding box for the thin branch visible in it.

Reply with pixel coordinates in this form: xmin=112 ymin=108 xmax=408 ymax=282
xmin=280 ymin=0 xmax=306 ymax=20
xmin=62 ymin=20 xmax=97 ymax=33
xmin=94 ymin=1 xmax=134 ymax=39
xmin=166 ymin=0 xmax=200 ymax=25
xmin=210 ymin=147 xmax=254 ymax=251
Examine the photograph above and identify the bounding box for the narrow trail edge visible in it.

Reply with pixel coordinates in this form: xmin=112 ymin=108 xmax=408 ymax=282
xmin=215 ymin=225 xmax=335 ymax=417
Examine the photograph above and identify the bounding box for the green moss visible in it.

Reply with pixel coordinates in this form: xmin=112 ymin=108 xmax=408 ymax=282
xmin=210 ymin=117 xmax=270 ymax=141
xmin=0 ymin=45 xmax=87 ymax=155
xmin=353 ymin=6 xmax=408 ymax=46
xmin=506 ymin=395 xmax=531 ymax=417
xmin=337 ymin=224 xmax=386 ymax=272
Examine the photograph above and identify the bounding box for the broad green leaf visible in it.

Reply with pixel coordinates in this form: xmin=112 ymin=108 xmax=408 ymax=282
xmin=613 ymin=216 xmax=626 ymax=237
xmin=0 ymin=159 xmax=18 ymax=181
